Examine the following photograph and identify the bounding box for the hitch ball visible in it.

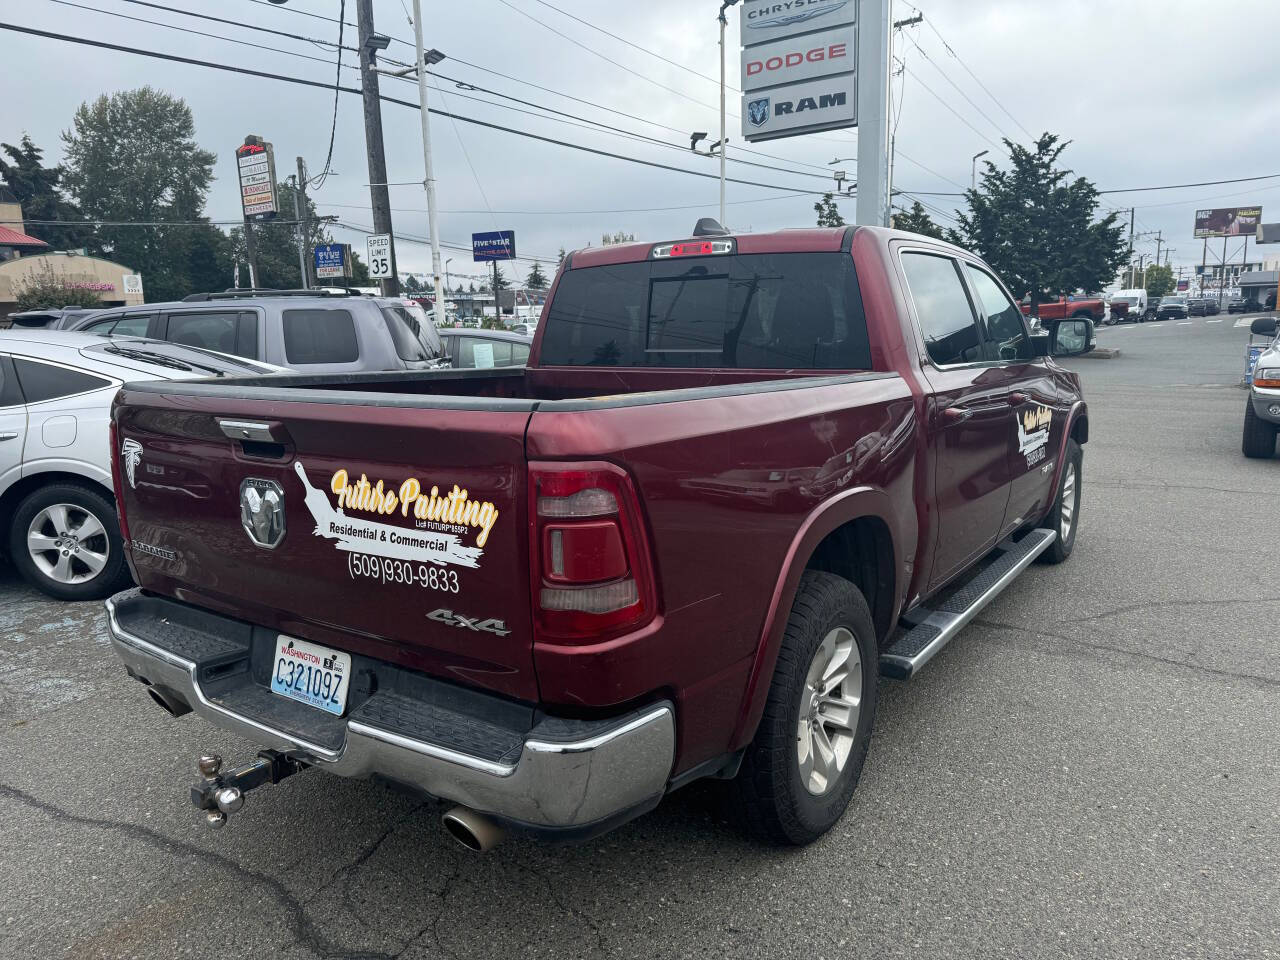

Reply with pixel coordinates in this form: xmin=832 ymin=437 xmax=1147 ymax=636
xmin=206 ymin=810 xmax=227 ymax=829
xmin=198 ymin=754 xmax=223 ymax=780
xmin=215 ymin=787 xmax=245 ymax=814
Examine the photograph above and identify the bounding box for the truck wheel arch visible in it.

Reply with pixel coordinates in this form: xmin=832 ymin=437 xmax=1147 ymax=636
xmin=728 ymin=487 xmax=907 ymax=752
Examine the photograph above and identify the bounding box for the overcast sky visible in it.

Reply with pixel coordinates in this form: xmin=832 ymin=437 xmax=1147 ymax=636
xmin=5 ymin=0 xmax=1280 ymax=287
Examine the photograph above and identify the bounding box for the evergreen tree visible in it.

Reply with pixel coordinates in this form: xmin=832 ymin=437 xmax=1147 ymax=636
xmin=0 ymin=135 xmax=89 ymax=249
xmin=526 ymin=262 xmax=548 ymax=289
xmin=948 ymin=134 xmax=1127 ymax=315
xmin=893 ymin=201 xmax=945 ymax=240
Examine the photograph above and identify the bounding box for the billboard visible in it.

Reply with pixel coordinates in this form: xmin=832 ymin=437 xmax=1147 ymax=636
xmin=314 ymin=243 xmax=349 ymax=279
xmin=740 ymin=0 xmax=857 ymax=144
xmin=236 ymin=138 xmax=278 ymax=221
xmin=473 ymin=230 xmax=516 ymax=261
xmin=1194 ymin=206 xmax=1262 ymax=238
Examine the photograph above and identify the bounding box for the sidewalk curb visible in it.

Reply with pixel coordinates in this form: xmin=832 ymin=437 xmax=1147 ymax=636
xmin=1078 ymin=347 xmax=1121 ymax=360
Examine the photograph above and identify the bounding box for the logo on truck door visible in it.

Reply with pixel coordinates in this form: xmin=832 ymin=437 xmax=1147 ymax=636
xmin=121 ymin=438 xmax=143 ymax=489
xmin=293 ymin=462 xmax=499 ymax=588
xmin=1016 ymin=404 xmax=1053 ymax=467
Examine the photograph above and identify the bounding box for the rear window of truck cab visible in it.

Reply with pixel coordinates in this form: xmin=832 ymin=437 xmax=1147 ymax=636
xmin=539 ymin=252 xmax=870 ymax=369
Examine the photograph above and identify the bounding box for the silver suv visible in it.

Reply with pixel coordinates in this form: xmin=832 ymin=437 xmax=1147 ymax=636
xmin=69 ymin=289 xmax=444 ymax=373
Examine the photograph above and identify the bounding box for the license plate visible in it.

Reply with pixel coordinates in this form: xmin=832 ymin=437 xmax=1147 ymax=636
xmin=270 ymin=635 xmax=351 ymax=716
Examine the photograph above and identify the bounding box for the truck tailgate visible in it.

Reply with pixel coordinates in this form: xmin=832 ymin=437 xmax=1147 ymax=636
xmin=114 ymin=391 xmax=538 ymax=702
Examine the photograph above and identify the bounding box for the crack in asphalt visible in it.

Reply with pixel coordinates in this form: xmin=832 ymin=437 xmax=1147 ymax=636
xmin=317 ymin=802 xmax=428 ymax=932
xmin=970 ymin=617 xmax=1280 ymax=689
xmin=0 ymin=781 xmax=426 ymax=960
xmin=516 ymin=860 xmax=609 ymax=955
xmin=1090 ymin=478 xmax=1264 ymax=497
xmin=1062 ymin=595 xmax=1280 ymax=626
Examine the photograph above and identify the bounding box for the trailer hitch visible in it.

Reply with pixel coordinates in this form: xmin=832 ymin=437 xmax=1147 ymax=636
xmin=191 ymin=750 xmax=309 ymax=827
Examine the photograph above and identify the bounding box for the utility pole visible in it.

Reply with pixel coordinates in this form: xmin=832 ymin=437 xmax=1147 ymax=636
xmin=289 ymin=175 xmax=308 ymax=290
xmin=1126 ymin=208 xmax=1135 ymax=287
xmin=1201 ymin=237 xmax=1208 ymax=295
xmin=356 ymin=0 xmax=399 ymax=296
xmin=717 ymin=2 xmax=740 ymax=226
xmin=1154 ymin=231 xmax=1163 ymax=268
xmin=856 ymin=0 xmax=892 ymax=226
xmin=410 ymin=1 xmax=445 ymax=328
xmin=295 ymin=156 xmax=311 ymax=288
xmin=243 ymin=223 xmax=259 ymax=289
xmin=1220 ymin=235 xmax=1228 ymax=308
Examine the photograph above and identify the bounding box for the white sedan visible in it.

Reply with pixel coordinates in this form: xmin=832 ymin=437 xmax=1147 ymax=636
xmin=0 ymin=331 xmax=280 ymax=600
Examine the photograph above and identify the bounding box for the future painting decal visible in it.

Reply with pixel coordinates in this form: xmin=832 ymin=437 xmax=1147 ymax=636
xmin=1017 ymin=405 xmax=1053 ymax=467
xmin=294 ymin=461 xmax=499 ymax=591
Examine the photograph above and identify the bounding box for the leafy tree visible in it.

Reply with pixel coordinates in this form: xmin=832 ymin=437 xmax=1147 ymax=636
xmin=602 ymin=230 xmax=635 ymax=246
xmin=491 ymin=264 xmax=510 ymax=290
xmin=1143 ymin=263 xmax=1175 ymax=298
xmin=948 ymin=134 xmax=1127 ymax=316
xmin=11 ymin=258 xmax=103 ymax=311
xmin=526 ymin=262 xmax=548 ymax=289
xmin=814 ymin=193 xmax=845 ymax=227
xmin=403 ymin=274 xmax=422 ymax=293
xmin=893 ymin=201 xmax=945 ymax=240
xmin=0 ymin=135 xmax=89 ymax=249
xmin=469 ymin=281 xmax=476 ymax=293
xmin=557 ymin=247 xmax=567 ymax=268
xmin=226 ymin=179 xmax=335 ymax=290
xmin=61 ymin=87 xmax=217 ymax=303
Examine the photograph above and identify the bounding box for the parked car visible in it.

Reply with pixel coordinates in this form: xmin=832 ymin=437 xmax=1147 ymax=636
xmin=1156 ymin=296 xmax=1189 ymax=320
xmin=439 ymin=329 xmax=532 ymax=369
xmin=104 ymin=223 xmax=1093 ymax=849
xmin=6 ymin=307 xmax=101 ymax=330
xmin=0 ymin=331 xmax=281 ymax=600
xmin=1243 ymin=315 xmax=1280 ymax=458
xmin=69 ymin=290 xmax=445 ymax=373
xmin=508 ymin=322 xmax=537 ymax=337
xmin=1228 ymin=296 xmax=1258 ymax=314
xmin=1108 ymin=288 xmax=1148 ymax=324
xmin=1020 ymin=293 xmax=1106 ymax=323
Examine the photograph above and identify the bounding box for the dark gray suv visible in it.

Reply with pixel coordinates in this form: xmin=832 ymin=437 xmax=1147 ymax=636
xmin=69 ymin=289 xmax=444 ymax=372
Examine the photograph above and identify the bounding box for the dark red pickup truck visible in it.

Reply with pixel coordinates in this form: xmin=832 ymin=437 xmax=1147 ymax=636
xmin=106 ymin=224 xmax=1093 ymax=848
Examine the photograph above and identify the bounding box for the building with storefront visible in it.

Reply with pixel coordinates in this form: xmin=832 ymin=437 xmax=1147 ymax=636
xmin=0 ymin=191 xmax=144 ymax=316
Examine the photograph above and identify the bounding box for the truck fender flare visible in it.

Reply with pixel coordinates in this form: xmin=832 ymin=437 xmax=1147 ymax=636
xmin=727 ymin=485 xmax=905 ymax=751
xmin=1046 ymin=400 xmax=1088 ymax=497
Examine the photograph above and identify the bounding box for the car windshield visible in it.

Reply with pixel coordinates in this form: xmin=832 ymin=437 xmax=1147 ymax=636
xmin=380 ymin=302 xmax=444 ymax=362
xmin=1164 ymin=297 xmax=1187 ymax=306
xmin=83 ymin=338 xmax=278 ymax=377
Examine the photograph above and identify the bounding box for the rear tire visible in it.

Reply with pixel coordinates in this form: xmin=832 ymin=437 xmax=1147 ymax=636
xmin=730 ymin=571 xmax=878 ymax=845
xmin=1242 ymin=402 xmax=1278 ymax=459
xmin=8 ymin=483 xmax=131 ymax=601
xmin=1037 ymin=439 xmax=1082 ymax=565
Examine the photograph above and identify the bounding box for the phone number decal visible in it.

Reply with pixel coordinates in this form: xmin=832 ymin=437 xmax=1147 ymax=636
xmin=347 ymin=552 xmax=460 ymax=593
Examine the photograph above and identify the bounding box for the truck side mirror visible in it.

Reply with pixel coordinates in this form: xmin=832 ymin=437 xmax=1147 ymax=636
xmin=1049 ymin=318 xmax=1095 ymax=357
xmin=1250 ymin=316 xmax=1278 ymax=336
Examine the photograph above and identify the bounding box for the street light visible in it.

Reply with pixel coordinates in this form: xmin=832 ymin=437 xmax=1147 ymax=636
xmin=829 ymin=157 xmax=857 ymax=165
xmin=410 ymin=1 xmax=446 ymax=331
xmin=971 ymin=149 xmax=989 ymax=190
xmin=445 ymin=258 xmax=453 ymax=293
xmin=717 ymin=0 xmax=741 ymax=227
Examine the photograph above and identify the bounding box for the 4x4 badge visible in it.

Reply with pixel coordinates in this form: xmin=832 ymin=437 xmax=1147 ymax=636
xmin=427 ymin=608 xmax=511 ymax=637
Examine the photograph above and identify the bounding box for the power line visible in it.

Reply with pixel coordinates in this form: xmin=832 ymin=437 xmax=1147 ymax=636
xmin=114 ymin=0 xmax=356 ymax=52
xmin=1 ymin=22 xmax=836 ymax=200
xmin=525 ymin=0 xmax=734 ymax=92
xmin=319 ymin=192 xmax=814 ymax=216
xmin=491 ymin=0 xmax=722 ymax=117
xmin=243 ymin=0 xmax=357 ymax=31
xmin=897 ymin=59 xmax=1002 ymax=151
xmin=1100 ymin=174 xmax=1280 ymax=195
xmin=900 ymin=29 xmax=1013 ymax=144
xmin=307 ymin=0 xmax=344 ymax=189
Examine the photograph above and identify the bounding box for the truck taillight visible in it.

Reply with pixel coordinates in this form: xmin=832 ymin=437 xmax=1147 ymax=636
xmin=529 ymin=462 xmax=657 ymax=643
xmin=108 ymin=419 xmax=131 ymax=542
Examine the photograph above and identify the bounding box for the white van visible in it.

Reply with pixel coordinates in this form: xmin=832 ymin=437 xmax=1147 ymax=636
xmin=1109 ymin=288 xmax=1148 ymax=323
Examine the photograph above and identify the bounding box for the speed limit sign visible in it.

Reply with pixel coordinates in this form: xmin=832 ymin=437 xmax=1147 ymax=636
xmin=366 ymin=234 xmax=393 ymax=279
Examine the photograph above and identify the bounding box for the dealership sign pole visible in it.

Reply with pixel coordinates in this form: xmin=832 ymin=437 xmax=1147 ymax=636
xmin=236 ymin=136 xmax=279 ymax=288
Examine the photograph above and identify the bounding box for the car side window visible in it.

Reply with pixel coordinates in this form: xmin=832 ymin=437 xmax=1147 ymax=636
xmin=900 ymin=252 xmax=983 ymax=366
xmin=83 ymin=317 xmax=120 ymax=335
xmin=166 ymin=312 xmax=241 ymax=355
xmin=12 ymin=358 xmax=112 ymax=403
xmin=0 ymin=356 xmax=22 ymax=406
xmin=282 ymin=309 xmax=359 ymax=364
xmin=113 ymin=314 xmax=152 ymax=338
xmin=512 ymin=343 xmax=530 ymax=366
xmin=965 ymin=264 xmax=1033 ymax=362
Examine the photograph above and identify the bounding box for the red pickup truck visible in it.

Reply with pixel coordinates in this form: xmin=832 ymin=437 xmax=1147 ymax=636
xmin=105 ymin=224 xmax=1093 ymax=849
xmin=1020 ymin=294 xmax=1107 ymax=323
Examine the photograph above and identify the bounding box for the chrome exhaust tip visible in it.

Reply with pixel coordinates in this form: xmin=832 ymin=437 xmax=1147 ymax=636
xmin=442 ymin=806 xmax=506 ymax=853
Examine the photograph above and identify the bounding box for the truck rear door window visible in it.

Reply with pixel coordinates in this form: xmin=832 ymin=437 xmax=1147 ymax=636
xmin=540 ymin=253 xmax=870 ymax=369
xmin=900 ymin=253 xmax=983 ymax=366
xmin=282 ymin=309 xmax=359 ymax=364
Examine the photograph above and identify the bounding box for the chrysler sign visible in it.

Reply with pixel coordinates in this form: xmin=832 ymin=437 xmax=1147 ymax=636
xmin=740 ymin=1 xmax=857 ymax=143
xmin=742 ymin=0 xmax=855 ymax=45
xmin=742 ymin=24 xmax=855 ymax=92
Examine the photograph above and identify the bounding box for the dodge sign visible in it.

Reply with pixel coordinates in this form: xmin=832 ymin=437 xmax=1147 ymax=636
xmin=741 ymin=25 xmax=856 ymax=92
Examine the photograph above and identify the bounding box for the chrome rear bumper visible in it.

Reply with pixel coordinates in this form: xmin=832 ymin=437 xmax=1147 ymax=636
xmin=106 ymin=594 xmax=675 ymax=832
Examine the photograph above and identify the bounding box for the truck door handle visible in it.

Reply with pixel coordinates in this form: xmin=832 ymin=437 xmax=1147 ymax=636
xmin=1008 ymin=392 xmax=1030 ymax=406
xmin=0 ymin=432 xmax=17 ymax=441
xmin=939 ymin=406 xmax=972 ymax=426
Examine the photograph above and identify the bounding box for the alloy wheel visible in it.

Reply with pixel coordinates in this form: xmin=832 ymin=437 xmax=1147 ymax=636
xmin=26 ymin=503 xmax=110 ymax=585
xmin=796 ymin=626 xmax=863 ymax=796
xmin=1060 ymin=464 xmax=1077 ymax=541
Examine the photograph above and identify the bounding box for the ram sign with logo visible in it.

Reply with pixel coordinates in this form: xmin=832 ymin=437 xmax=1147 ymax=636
xmin=740 ymin=0 xmax=858 ymax=143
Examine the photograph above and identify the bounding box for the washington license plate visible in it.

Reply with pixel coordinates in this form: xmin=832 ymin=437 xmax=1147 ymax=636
xmin=270 ymin=635 xmax=351 ymax=716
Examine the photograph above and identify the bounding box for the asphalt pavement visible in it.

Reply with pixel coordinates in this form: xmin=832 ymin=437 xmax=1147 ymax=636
xmin=1 ymin=317 xmax=1277 ymax=960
